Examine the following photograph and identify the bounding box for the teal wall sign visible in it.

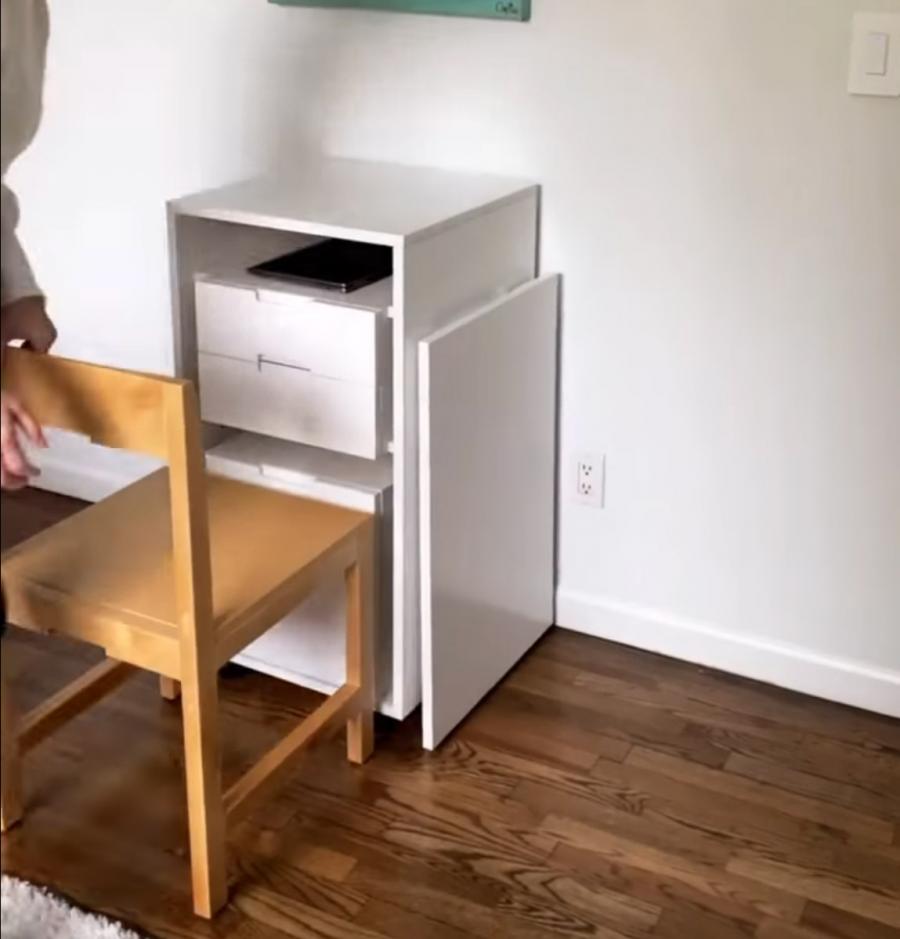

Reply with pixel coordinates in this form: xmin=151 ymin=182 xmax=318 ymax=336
xmin=271 ymin=0 xmax=530 ymax=21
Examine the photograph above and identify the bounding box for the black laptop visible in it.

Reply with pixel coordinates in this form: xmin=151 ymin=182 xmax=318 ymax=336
xmin=249 ymin=239 xmax=392 ymax=294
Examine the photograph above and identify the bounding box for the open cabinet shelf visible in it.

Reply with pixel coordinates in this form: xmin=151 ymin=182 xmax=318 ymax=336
xmin=207 ymin=432 xmax=393 ymax=512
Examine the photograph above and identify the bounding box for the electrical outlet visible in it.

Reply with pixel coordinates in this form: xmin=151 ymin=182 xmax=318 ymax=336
xmin=575 ymin=453 xmax=605 ymax=507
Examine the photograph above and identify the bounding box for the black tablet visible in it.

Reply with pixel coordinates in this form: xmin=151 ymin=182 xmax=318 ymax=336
xmin=249 ymin=239 xmax=392 ymax=293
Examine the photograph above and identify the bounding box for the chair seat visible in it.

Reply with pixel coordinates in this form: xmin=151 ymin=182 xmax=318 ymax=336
xmin=2 ymin=469 xmax=368 ymax=664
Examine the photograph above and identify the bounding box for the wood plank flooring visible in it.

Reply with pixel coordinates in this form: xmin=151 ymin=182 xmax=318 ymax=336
xmin=2 ymin=487 xmax=899 ymax=938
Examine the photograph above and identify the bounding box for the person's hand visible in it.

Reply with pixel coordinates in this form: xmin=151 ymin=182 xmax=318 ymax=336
xmin=1 ymin=389 xmax=46 ymax=490
xmin=0 ymin=295 xmax=57 ymax=363
xmin=0 ymin=295 xmax=55 ymax=488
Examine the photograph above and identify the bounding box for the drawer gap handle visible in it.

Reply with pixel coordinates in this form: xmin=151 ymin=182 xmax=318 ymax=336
xmin=261 ymin=465 xmax=318 ymax=486
xmin=257 ymin=354 xmax=312 ymax=373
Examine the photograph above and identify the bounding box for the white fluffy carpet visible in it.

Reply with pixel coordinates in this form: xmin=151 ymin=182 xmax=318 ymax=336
xmin=1 ymin=877 xmax=142 ymax=939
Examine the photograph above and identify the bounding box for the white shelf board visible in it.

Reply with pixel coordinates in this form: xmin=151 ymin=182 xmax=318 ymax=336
xmin=171 ymin=158 xmax=536 ymax=246
xmin=207 ymin=432 xmax=393 ymax=496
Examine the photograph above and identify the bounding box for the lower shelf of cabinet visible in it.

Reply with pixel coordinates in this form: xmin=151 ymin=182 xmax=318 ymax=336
xmin=208 ymin=430 xmax=401 ymax=718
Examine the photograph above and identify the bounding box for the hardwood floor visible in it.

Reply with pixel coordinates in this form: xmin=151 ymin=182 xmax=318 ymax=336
xmin=2 ymin=487 xmax=899 ymax=939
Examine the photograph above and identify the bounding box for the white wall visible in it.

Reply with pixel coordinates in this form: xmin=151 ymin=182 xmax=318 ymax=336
xmin=10 ymin=0 xmax=900 ymax=712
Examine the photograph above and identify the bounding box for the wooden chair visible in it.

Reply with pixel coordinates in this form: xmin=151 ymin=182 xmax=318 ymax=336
xmin=0 ymin=349 xmax=375 ymax=918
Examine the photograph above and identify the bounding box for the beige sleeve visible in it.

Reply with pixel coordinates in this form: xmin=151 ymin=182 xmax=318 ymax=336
xmin=1 ymin=180 xmax=41 ymax=307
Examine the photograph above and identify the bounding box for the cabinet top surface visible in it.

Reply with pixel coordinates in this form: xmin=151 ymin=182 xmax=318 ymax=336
xmin=170 ymin=157 xmax=536 ymax=244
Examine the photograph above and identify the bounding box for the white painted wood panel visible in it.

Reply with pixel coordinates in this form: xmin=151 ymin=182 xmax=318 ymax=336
xmin=206 ymin=432 xmax=392 ymax=512
xmin=419 ymin=275 xmax=559 ymax=749
xmin=172 ymin=159 xmax=535 ymax=244
xmin=394 ymin=191 xmax=539 ymax=718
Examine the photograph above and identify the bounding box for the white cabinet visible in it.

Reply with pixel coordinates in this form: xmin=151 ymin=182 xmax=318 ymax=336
xmin=168 ymin=158 xmax=558 ymax=746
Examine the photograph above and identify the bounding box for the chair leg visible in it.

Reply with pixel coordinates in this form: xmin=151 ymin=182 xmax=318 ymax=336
xmin=160 ymin=676 xmax=181 ymax=701
xmin=1 ymin=648 xmax=24 ymax=832
xmin=347 ymin=709 xmax=375 ymax=766
xmin=180 ymin=666 xmax=228 ymax=918
xmin=345 ymin=530 xmax=375 ymax=766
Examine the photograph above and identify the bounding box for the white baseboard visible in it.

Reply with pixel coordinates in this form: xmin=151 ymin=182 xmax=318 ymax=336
xmin=31 ymin=450 xmax=900 ymax=721
xmin=556 ymin=588 xmax=900 ymax=720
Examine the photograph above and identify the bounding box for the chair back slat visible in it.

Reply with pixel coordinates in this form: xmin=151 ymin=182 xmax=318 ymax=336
xmin=3 ymin=350 xmax=178 ymax=460
xmin=3 ymin=349 xmax=214 ymax=636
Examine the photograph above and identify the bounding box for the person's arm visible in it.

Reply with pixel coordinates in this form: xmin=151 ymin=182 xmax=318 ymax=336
xmin=0 ymin=0 xmax=54 ymax=490
xmin=0 ymin=180 xmax=55 ymax=355
xmin=1 ymin=181 xmax=41 ymax=308
xmin=1 ymin=179 xmax=56 ymax=358
xmin=1 ymin=181 xmax=54 ymax=489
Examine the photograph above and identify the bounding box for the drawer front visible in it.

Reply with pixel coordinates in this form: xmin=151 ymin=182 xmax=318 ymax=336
xmin=196 ymin=280 xmax=382 ymax=385
xmin=199 ymin=353 xmax=382 ymax=458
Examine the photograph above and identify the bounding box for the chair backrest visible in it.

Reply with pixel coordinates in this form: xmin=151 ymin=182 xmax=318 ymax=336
xmin=3 ymin=349 xmax=215 ymax=640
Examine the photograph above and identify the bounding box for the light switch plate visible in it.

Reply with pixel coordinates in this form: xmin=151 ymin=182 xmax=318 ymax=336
xmin=848 ymin=13 xmax=900 ymax=96
xmin=862 ymin=31 xmax=889 ymax=75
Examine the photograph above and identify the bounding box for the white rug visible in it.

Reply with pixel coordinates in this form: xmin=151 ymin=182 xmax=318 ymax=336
xmin=1 ymin=876 xmax=142 ymax=939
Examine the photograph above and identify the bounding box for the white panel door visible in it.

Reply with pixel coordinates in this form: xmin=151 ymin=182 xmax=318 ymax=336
xmin=418 ymin=276 xmax=559 ymax=749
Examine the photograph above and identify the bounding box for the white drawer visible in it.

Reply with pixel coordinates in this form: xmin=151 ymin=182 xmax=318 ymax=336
xmin=196 ymin=278 xmax=387 ymax=386
xmin=199 ymin=352 xmax=386 ymax=459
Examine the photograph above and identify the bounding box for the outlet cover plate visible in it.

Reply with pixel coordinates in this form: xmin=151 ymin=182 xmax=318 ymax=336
xmin=575 ymin=453 xmax=605 ymax=507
